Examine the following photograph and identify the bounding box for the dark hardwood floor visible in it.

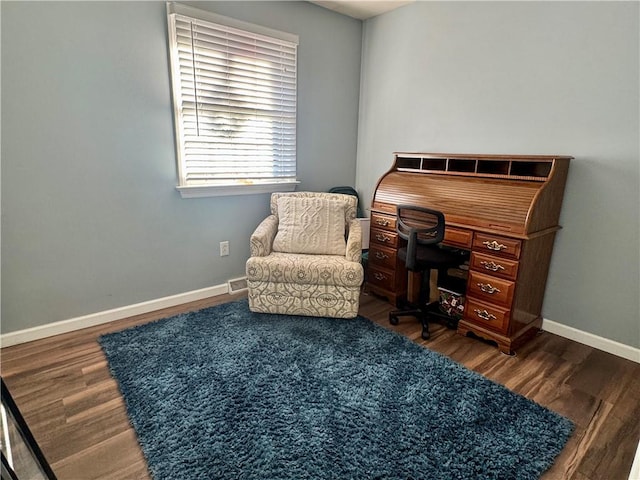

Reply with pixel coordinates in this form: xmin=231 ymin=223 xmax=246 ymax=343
xmin=1 ymin=291 xmax=639 ymax=480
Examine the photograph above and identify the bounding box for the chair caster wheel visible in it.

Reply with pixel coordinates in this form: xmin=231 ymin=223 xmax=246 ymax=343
xmin=389 ymin=315 xmax=399 ymax=326
xmin=421 ymin=329 xmax=430 ymax=340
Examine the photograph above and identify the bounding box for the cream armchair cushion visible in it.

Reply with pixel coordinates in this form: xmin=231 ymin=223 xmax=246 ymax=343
xmin=246 ymin=192 xmax=364 ymax=319
xmin=273 ymin=196 xmax=346 ymax=255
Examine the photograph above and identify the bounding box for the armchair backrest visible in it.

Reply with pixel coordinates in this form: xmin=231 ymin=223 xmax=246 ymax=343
xmin=269 ymin=192 xmax=359 ymax=256
xmin=270 ymin=192 xmax=357 ymax=225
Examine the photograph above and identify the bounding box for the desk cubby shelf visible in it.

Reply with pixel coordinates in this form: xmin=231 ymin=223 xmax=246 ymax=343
xmin=395 ymin=153 xmax=557 ymax=181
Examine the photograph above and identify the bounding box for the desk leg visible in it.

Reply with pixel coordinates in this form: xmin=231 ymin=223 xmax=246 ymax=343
xmin=457 ymin=317 xmax=542 ymax=355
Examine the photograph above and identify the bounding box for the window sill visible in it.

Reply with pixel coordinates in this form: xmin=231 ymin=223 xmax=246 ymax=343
xmin=176 ymin=181 xmax=300 ymax=199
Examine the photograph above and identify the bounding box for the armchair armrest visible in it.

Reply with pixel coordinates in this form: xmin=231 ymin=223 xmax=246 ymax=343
xmin=345 ymin=218 xmax=362 ymax=263
xmin=250 ymin=215 xmax=278 ymax=257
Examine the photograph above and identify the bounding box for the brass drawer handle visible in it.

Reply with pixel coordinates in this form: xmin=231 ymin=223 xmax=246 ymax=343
xmin=375 ymin=252 xmax=389 ymax=260
xmin=373 ymin=272 xmax=387 ymax=281
xmin=477 ymin=283 xmax=501 ymax=294
xmin=473 ymin=309 xmax=497 ymax=321
xmin=375 ymin=234 xmax=391 ymax=243
xmin=375 ymin=219 xmax=390 ymax=227
xmin=480 ymin=260 xmax=505 ymax=272
xmin=483 ymin=240 xmax=507 ymax=251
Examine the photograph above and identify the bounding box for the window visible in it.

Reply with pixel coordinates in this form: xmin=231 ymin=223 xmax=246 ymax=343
xmin=166 ymin=3 xmax=299 ymax=198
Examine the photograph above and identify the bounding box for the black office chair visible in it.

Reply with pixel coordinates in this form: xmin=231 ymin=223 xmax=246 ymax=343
xmin=389 ymin=205 xmax=463 ymax=340
xmin=328 ymin=186 xmax=364 ymax=218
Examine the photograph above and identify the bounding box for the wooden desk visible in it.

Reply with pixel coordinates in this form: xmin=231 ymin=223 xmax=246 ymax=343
xmin=366 ymin=152 xmax=571 ymax=354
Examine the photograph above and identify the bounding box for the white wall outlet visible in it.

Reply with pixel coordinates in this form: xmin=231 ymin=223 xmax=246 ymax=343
xmin=219 ymin=241 xmax=230 ymax=257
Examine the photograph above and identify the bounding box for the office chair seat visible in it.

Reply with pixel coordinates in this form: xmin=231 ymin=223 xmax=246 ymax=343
xmin=388 ymin=205 xmax=463 ymax=340
xmin=397 ymin=244 xmax=461 ymax=271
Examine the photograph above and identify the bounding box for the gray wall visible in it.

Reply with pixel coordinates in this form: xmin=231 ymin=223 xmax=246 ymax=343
xmin=356 ymin=2 xmax=640 ymax=347
xmin=3 ymin=1 xmax=639 ymax=351
xmin=1 ymin=1 xmax=362 ymax=333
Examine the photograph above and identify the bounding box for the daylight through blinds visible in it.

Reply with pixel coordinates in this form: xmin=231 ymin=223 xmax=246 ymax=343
xmin=168 ymin=7 xmax=298 ymax=186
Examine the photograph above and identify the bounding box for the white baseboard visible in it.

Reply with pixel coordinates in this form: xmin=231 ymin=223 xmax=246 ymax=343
xmin=542 ymin=319 xmax=640 ymax=364
xmin=0 ymin=283 xmax=229 ymax=348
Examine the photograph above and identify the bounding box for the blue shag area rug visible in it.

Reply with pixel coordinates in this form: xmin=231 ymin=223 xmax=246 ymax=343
xmin=99 ymin=299 xmax=573 ymax=480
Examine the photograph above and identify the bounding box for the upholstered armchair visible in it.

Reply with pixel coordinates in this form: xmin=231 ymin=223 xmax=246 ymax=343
xmin=246 ymin=192 xmax=364 ymax=318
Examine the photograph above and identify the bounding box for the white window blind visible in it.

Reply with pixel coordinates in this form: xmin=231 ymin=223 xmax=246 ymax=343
xmin=166 ymin=3 xmax=299 ymax=197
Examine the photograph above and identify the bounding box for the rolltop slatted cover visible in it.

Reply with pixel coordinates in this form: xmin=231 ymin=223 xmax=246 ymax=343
xmin=372 ymin=153 xmax=571 ymax=238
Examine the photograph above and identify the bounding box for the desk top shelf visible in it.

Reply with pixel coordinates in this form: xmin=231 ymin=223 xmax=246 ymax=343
xmin=394 ymin=152 xmax=570 ymax=182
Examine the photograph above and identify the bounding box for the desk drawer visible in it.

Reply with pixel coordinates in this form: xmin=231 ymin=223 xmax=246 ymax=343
xmin=473 ymin=233 xmax=522 ymax=259
xmin=444 ymin=226 xmax=473 ymax=249
xmin=470 ymin=252 xmax=518 ymax=281
xmin=368 ymin=244 xmax=397 ymax=270
xmin=467 ymin=271 xmax=515 ymax=308
xmin=464 ymin=298 xmax=510 ymax=334
xmin=370 ymin=228 xmax=399 ymax=248
xmin=371 ymin=202 xmax=396 ymax=215
xmin=371 ymin=212 xmax=397 ymax=232
xmin=368 ymin=265 xmax=397 ymax=291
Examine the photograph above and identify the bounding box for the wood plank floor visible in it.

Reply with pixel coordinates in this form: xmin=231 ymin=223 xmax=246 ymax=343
xmin=2 ymin=291 xmax=639 ymax=480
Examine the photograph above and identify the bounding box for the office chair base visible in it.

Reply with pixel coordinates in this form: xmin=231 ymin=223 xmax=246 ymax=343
xmin=389 ymin=301 xmax=462 ymax=340
xmin=389 ymin=308 xmax=431 ymax=340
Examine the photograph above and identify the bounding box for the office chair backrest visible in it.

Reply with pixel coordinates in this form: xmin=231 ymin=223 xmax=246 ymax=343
xmin=328 ymin=186 xmax=363 ymax=218
xmin=396 ymin=205 xmax=446 ymax=271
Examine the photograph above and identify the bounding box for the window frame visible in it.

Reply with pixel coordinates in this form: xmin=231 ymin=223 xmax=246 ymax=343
xmin=166 ymin=2 xmax=300 ymax=198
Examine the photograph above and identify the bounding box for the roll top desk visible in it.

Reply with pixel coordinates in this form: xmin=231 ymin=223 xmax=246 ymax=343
xmin=366 ymin=152 xmax=571 ymax=354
